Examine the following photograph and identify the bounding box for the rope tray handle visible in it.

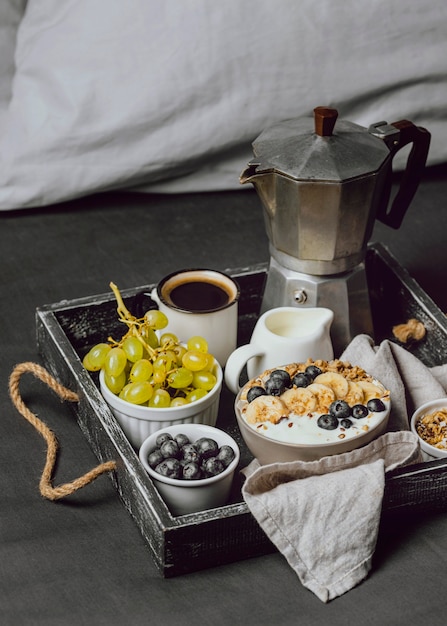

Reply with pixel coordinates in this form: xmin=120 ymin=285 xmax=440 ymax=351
xmin=9 ymin=362 xmax=117 ymax=501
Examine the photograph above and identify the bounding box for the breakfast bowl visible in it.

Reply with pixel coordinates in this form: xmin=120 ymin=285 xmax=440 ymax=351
xmin=139 ymin=423 xmax=240 ymax=516
xmin=234 ymin=359 xmax=391 ymax=464
xmin=99 ymin=361 xmax=223 ymax=449
xmin=410 ymin=398 xmax=447 ymax=460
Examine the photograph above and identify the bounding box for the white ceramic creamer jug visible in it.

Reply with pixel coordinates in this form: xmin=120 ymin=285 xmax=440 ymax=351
xmin=224 ymin=306 xmax=334 ymax=394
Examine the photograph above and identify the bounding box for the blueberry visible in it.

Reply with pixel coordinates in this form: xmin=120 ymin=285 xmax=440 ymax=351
xmin=265 ymin=377 xmax=286 ymax=396
xmin=202 ymin=457 xmax=225 ymax=477
xmin=352 ymin=404 xmax=369 ymax=419
xmin=181 ymin=442 xmax=201 ymax=463
xmin=269 ymin=370 xmax=292 ymax=388
xmin=195 ymin=437 xmax=219 ymax=459
xmin=147 ymin=448 xmax=164 ymax=468
xmin=305 ymin=365 xmax=322 ymax=380
xmin=216 ymin=445 xmax=236 ymax=467
xmin=367 ymin=398 xmax=386 ymax=412
xmin=174 ymin=433 xmax=190 ymax=448
xmin=155 ymin=432 xmax=172 ymax=447
xmin=292 ymin=372 xmax=312 ymax=388
xmin=160 ymin=439 xmax=180 ymax=459
xmin=182 ymin=462 xmax=202 ymax=480
xmin=340 ymin=418 xmax=353 ymax=428
xmin=247 ymin=386 xmax=267 ymax=403
xmin=155 ymin=458 xmax=181 ymax=478
xmin=317 ymin=414 xmax=339 ymax=430
xmin=329 ymin=400 xmax=351 ymax=420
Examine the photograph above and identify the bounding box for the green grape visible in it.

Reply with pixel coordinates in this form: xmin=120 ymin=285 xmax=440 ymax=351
xmin=182 ymin=350 xmax=208 ymax=372
xmin=87 ymin=343 xmax=111 ymax=369
xmin=167 ymin=367 xmax=194 ymax=389
xmin=122 ymin=336 xmax=144 ymax=363
xmin=172 ymin=344 xmax=187 ymax=365
xmin=144 ymin=309 xmax=168 ymax=330
xmin=170 ymin=397 xmax=188 ymax=407
xmin=202 ymin=353 xmax=215 ymax=372
xmin=129 ymin=358 xmax=153 ymax=382
xmin=192 ymin=371 xmax=217 ymax=391
xmin=157 ymin=350 xmax=176 ymax=371
xmin=149 ymin=388 xmax=171 ymax=408
xmin=119 ymin=383 xmax=132 ymax=401
xmin=104 ymin=347 xmax=128 ymax=377
xmin=159 ymin=332 xmax=178 ymax=347
xmin=104 ymin=370 xmax=127 ymax=394
xmin=141 ymin=325 xmax=159 ymax=348
xmin=185 ymin=388 xmax=208 ymax=403
xmin=83 ymin=351 xmax=101 ymax=372
xmin=153 ymin=357 xmax=167 ymax=384
xmin=187 ymin=335 xmax=208 ymax=353
xmin=124 ymin=381 xmax=154 ymax=405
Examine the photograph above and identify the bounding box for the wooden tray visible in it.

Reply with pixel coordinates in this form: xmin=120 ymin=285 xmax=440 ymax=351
xmin=35 ymin=242 xmax=447 ymax=577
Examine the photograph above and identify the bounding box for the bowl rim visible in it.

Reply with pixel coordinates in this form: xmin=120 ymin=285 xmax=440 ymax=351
xmin=234 ymin=380 xmax=391 ymax=450
xmin=99 ymin=360 xmax=223 ymax=417
xmin=410 ymin=397 xmax=447 ymax=458
xmin=139 ymin=424 xmax=240 ymax=486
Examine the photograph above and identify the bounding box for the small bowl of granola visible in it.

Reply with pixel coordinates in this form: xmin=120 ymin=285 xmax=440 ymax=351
xmin=411 ymin=398 xmax=447 ymax=460
xmin=234 ymin=359 xmax=391 ymax=464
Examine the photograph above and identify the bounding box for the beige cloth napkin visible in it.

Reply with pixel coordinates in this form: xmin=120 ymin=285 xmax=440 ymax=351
xmin=242 ymin=334 xmax=447 ymax=602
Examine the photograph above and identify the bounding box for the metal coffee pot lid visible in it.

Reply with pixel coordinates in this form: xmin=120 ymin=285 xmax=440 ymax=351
xmin=245 ymin=106 xmax=391 ymax=182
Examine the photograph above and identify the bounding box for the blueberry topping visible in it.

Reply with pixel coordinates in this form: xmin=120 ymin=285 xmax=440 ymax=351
xmin=155 ymin=457 xmax=182 ymax=478
xmin=352 ymin=404 xmax=369 ymax=419
xmin=292 ymin=372 xmax=312 ymax=388
xmin=305 ymin=365 xmax=322 ymax=380
xmin=269 ymin=369 xmax=292 ymax=388
xmin=265 ymin=376 xmax=287 ymax=396
xmin=247 ymin=386 xmax=267 ymax=403
xmin=329 ymin=400 xmax=351 ymax=420
xmin=340 ymin=418 xmax=353 ymax=428
xmin=367 ymin=398 xmax=386 ymax=412
xmin=317 ymin=414 xmax=339 ymax=430
xmin=195 ymin=437 xmax=219 ymax=459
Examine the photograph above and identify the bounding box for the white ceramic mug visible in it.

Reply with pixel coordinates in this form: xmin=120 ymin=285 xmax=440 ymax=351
xmin=224 ymin=306 xmax=334 ymax=394
xmin=151 ymin=269 xmax=240 ymax=366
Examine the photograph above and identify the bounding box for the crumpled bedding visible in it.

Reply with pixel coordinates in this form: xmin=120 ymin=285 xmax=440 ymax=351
xmin=1 ymin=0 xmax=446 ymax=210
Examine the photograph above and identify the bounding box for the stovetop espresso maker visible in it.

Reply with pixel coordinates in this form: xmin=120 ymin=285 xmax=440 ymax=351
xmin=241 ymin=106 xmax=430 ymax=355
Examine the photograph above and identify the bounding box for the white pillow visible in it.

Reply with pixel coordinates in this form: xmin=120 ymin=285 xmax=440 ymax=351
xmin=0 ymin=0 xmax=27 ymax=109
xmin=1 ymin=0 xmax=446 ymax=210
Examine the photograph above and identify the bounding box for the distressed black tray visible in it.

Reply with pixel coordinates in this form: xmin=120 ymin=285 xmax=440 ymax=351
xmin=36 ymin=242 xmax=447 ymax=577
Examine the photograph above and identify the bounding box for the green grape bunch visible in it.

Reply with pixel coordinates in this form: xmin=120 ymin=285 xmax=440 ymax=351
xmin=83 ymin=282 xmax=217 ymax=408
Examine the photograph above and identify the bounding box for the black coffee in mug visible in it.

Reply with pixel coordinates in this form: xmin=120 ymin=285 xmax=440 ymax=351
xmin=153 ymin=269 xmax=240 ymax=364
xmin=168 ymin=280 xmax=231 ymax=312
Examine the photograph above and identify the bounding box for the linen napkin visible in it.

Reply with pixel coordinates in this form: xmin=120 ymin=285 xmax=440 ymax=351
xmin=242 ymin=334 xmax=447 ymax=602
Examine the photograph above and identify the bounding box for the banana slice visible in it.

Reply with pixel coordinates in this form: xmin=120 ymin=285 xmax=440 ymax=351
xmin=306 ymin=383 xmax=336 ymax=413
xmin=242 ymin=395 xmax=289 ymax=424
xmin=344 ymin=380 xmax=364 ymax=405
xmin=357 ymin=380 xmax=384 ymax=401
xmin=281 ymin=387 xmax=317 ymax=414
xmin=313 ymin=372 xmax=349 ymax=399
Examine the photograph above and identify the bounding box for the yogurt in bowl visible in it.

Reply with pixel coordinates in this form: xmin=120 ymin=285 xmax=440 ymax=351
xmin=235 ymin=359 xmax=391 ymax=464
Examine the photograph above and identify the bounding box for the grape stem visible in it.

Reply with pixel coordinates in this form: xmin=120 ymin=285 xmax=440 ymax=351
xmin=109 ymin=282 xmax=158 ymax=358
xmin=110 ymin=281 xmax=133 ymax=321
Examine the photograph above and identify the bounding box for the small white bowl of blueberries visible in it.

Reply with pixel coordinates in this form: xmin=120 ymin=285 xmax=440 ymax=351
xmin=139 ymin=423 xmax=240 ymax=516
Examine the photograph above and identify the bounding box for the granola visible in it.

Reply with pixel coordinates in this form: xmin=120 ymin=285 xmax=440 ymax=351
xmin=416 ymin=408 xmax=447 ymax=450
